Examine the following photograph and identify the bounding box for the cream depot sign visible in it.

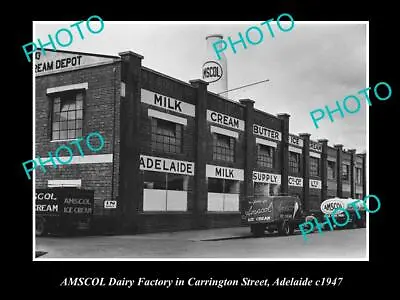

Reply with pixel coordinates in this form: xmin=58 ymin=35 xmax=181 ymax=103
xmin=310 ymin=179 xmax=322 ymax=189
xmin=207 ymin=110 xmax=245 ymax=131
xmin=141 ymin=89 xmax=195 ymax=117
xmin=206 ymin=164 xmax=244 ymax=180
xmin=139 ymin=155 xmax=195 ymax=176
xmin=288 ymin=176 xmax=303 ymax=187
xmin=253 ymin=171 xmax=281 ymax=184
xmin=35 ymin=50 xmax=118 ymax=76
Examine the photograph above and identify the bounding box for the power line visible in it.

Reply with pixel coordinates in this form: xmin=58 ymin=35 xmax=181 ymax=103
xmin=217 ymin=79 xmax=270 ymax=95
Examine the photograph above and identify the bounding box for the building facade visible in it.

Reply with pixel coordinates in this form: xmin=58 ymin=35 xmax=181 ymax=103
xmin=35 ymin=49 xmax=367 ymax=234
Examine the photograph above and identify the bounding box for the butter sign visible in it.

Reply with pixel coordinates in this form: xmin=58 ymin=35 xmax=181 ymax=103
xmin=253 ymin=124 xmax=281 ymax=141
xmin=207 ymin=110 xmax=245 ymax=131
xmin=206 ymin=164 xmax=244 ymax=180
xmin=141 ymin=89 xmax=196 ymax=117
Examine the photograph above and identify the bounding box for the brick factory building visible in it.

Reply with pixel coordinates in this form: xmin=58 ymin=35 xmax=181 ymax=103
xmin=34 ymin=49 xmax=367 ymax=234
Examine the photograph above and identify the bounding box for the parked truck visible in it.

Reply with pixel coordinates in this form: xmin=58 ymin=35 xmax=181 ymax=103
xmin=244 ymin=195 xmax=306 ymax=237
xmin=35 ymin=187 xmax=95 ymax=236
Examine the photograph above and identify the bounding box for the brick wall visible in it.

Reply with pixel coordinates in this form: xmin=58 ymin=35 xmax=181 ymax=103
xmin=35 ymin=62 xmax=121 ymax=218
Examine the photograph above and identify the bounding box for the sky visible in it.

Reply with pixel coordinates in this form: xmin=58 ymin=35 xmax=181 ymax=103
xmin=35 ymin=21 xmax=367 ymax=153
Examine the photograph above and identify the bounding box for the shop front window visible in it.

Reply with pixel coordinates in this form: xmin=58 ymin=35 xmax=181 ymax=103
xmin=207 ymin=178 xmax=240 ymax=212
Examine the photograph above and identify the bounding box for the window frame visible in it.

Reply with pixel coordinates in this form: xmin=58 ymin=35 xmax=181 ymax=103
xmin=212 ymin=133 xmax=235 ymax=163
xmin=257 ymin=144 xmax=274 ymax=168
xmin=151 ymin=118 xmax=183 ymax=154
xmin=327 ymin=160 xmax=336 ymax=180
xmin=309 ymin=157 xmax=320 ymax=177
xmin=50 ymin=90 xmax=85 ymax=141
xmin=289 ymin=151 xmax=301 ymax=174
xmin=342 ymin=163 xmax=350 ymax=181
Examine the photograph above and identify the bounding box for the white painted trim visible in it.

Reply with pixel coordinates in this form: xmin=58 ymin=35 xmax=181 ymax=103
xmin=48 ymin=179 xmax=82 ymax=188
xmin=210 ymin=125 xmax=239 ymax=139
xmin=37 ymin=154 xmax=113 ymax=165
xmin=46 ymin=82 xmax=89 ymax=94
xmin=289 ymin=146 xmax=302 ymax=154
xmin=148 ymin=109 xmax=187 ymax=125
xmin=327 ymin=157 xmax=337 ymax=162
xmin=310 ymin=152 xmax=321 ymax=158
xmin=255 ymin=138 xmax=277 ymax=148
xmin=121 ymin=82 xmax=126 ymax=97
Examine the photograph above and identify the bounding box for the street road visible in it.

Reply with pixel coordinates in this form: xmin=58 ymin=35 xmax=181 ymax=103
xmin=35 ymin=227 xmax=366 ymax=259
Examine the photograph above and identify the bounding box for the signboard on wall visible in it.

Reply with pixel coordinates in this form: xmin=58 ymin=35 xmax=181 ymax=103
xmin=139 ymin=155 xmax=195 ymax=176
xmin=141 ymin=89 xmax=196 ymax=117
xmin=253 ymin=124 xmax=282 ymax=141
xmin=289 ymin=134 xmax=303 ymax=147
xmin=309 ymin=179 xmax=322 ymax=189
xmin=104 ymin=200 xmax=117 ymax=209
xmin=253 ymin=171 xmax=281 ymax=184
xmin=288 ymin=176 xmax=303 ymax=187
xmin=310 ymin=141 xmax=322 ymax=152
xmin=207 ymin=110 xmax=245 ymax=131
xmin=206 ymin=164 xmax=244 ymax=180
xmin=35 ymin=50 xmax=118 ymax=76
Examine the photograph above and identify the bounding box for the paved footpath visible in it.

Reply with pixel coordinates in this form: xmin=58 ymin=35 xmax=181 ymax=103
xmin=35 ymin=227 xmax=366 ymax=259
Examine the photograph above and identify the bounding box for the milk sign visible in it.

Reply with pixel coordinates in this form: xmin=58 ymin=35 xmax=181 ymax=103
xmin=202 ymin=61 xmax=223 ymax=83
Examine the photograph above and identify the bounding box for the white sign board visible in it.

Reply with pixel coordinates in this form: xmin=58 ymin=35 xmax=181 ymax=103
xmin=289 ymin=134 xmax=304 ymax=147
xmin=253 ymin=171 xmax=281 ymax=184
xmin=206 ymin=164 xmax=244 ymax=180
xmin=309 ymin=179 xmax=322 ymax=189
xmin=139 ymin=155 xmax=195 ymax=176
xmin=253 ymin=124 xmax=281 ymax=141
xmin=207 ymin=110 xmax=245 ymax=131
xmin=288 ymin=176 xmax=303 ymax=187
xmin=141 ymin=89 xmax=196 ymax=117
xmin=104 ymin=200 xmax=117 ymax=209
xmin=35 ymin=50 xmax=117 ymax=76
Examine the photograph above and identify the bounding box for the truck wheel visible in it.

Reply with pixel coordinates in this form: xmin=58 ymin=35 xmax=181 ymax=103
xmin=36 ymin=217 xmax=46 ymax=237
xmin=278 ymin=221 xmax=290 ymax=236
xmin=266 ymin=227 xmax=275 ymax=233
xmin=251 ymin=224 xmax=265 ymax=237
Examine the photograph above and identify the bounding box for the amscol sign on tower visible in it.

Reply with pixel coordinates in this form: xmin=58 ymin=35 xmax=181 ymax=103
xmin=202 ymin=34 xmax=228 ymax=96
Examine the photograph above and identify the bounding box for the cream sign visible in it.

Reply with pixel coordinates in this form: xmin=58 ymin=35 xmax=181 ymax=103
xmin=288 ymin=176 xmax=303 ymax=187
xmin=253 ymin=171 xmax=281 ymax=184
xmin=310 ymin=179 xmax=322 ymax=189
xmin=35 ymin=50 xmax=117 ymax=76
xmin=310 ymin=141 xmax=322 ymax=152
xmin=139 ymin=155 xmax=195 ymax=176
xmin=141 ymin=89 xmax=196 ymax=117
xmin=206 ymin=164 xmax=244 ymax=180
xmin=207 ymin=110 xmax=245 ymax=131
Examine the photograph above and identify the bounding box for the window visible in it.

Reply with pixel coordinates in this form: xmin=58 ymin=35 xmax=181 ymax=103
xmin=356 ymin=168 xmax=362 ymax=184
xmin=143 ymin=172 xmax=189 ymax=211
xmin=309 ymin=157 xmax=320 ymax=177
xmin=257 ymin=144 xmax=274 ymax=168
xmin=327 ymin=161 xmax=336 ymax=180
xmin=151 ymin=118 xmax=183 ymax=154
xmin=52 ymin=91 xmax=83 ymax=140
xmin=207 ymin=178 xmax=240 ymax=212
xmin=342 ymin=164 xmax=350 ymax=181
xmin=289 ymin=151 xmax=301 ymax=174
xmin=254 ymin=182 xmax=280 ymax=196
xmin=213 ymin=133 xmax=235 ymax=162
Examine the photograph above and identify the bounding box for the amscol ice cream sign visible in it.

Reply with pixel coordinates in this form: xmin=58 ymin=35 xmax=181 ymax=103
xmin=320 ymin=198 xmax=345 ymax=215
xmin=202 ymin=61 xmax=223 ymax=83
